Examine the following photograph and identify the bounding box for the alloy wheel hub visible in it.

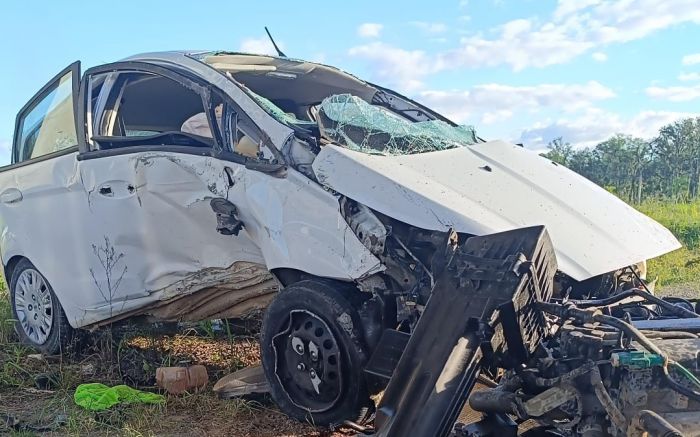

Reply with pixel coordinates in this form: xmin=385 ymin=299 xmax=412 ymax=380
xmin=14 ymin=269 xmax=53 ymax=345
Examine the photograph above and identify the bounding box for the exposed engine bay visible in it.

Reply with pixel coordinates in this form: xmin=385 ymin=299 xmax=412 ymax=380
xmin=464 ymin=300 xmax=700 ymax=436
xmin=359 ymin=225 xmax=700 ymax=437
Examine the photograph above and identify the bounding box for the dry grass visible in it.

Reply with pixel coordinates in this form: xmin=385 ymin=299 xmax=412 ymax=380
xmin=0 ymin=290 xmax=349 ymax=436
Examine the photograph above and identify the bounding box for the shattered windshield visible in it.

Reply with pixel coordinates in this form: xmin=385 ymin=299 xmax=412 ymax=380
xmin=317 ymin=94 xmax=477 ymax=155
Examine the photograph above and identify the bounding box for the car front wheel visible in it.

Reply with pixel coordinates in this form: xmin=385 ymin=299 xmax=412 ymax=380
xmin=10 ymin=258 xmax=73 ymax=355
xmin=260 ymin=280 xmax=373 ymax=426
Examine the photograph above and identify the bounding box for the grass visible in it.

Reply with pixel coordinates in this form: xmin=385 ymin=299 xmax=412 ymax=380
xmin=636 ymin=199 xmax=700 ymax=294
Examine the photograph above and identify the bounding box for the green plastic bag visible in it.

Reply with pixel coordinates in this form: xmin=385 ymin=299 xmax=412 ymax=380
xmin=74 ymin=383 xmax=165 ymax=411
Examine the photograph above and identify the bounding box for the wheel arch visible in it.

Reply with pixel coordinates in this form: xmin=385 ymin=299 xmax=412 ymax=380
xmin=4 ymin=254 xmax=28 ymax=287
xmin=4 ymin=255 xmax=69 ymax=319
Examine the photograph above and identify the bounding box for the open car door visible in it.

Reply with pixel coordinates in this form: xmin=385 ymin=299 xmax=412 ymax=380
xmin=0 ymin=62 xmax=99 ymax=329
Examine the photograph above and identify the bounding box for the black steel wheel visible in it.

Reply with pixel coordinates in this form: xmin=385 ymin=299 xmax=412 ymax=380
xmin=261 ymin=280 xmax=373 ymax=426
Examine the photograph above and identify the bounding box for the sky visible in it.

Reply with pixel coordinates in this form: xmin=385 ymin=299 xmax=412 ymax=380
xmin=1 ymin=0 xmax=700 ymax=164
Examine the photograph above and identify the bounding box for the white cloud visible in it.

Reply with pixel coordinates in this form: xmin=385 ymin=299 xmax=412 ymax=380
xmin=682 ymin=53 xmax=700 ymax=65
xmin=439 ymin=19 xmax=594 ymax=72
xmin=238 ymin=37 xmax=280 ymax=56
xmin=592 ymin=51 xmax=608 ymax=62
xmin=679 ymin=72 xmax=700 ymax=81
xmin=517 ymin=109 xmax=699 ymax=150
xmin=450 ymin=0 xmax=700 ymax=70
xmin=416 ymin=81 xmax=615 ymax=124
xmin=357 ymin=23 xmax=383 ymax=38
xmin=348 ymin=42 xmax=440 ymax=91
xmin=351 ymin=0 xmax=700 ymax=84
xmin=482 ymin=109 xmax=514 ymax=125
xmin=409 ymin=21 xmax=448 ymax=34
xmin=553 ymin=0 xmax=602 ymax=21
xmin=646 ymin=84 xmax=700 ymax=101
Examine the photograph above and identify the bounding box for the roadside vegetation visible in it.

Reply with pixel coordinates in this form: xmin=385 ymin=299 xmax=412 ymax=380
xmin=541 ymin=117 xmax=700 ymax=203
xmin=637 ymin=200 xmax=700 ymax=294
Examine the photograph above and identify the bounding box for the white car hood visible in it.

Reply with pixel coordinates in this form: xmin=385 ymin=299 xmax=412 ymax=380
xmin=312 ymin=141 xmax=681 ymax=281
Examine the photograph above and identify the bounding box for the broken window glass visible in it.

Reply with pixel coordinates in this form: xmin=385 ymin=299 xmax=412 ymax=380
xmin=317 ymin=94 xmax=477 ymax=155
xmin=246 ymin=90 xmax=316 ymax=128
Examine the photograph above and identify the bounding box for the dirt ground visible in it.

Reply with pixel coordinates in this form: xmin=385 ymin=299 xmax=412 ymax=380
xmin=0 ymin=321 xmax=355 ymax=436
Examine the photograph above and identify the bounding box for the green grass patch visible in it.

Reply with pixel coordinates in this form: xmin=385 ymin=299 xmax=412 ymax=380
xmin=636 ymin=199 xmax=700 ymax=292
xmin=0 ymin=277 xmax=15 ymax=345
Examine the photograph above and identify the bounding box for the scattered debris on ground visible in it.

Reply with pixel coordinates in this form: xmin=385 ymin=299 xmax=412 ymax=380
xmin=0 ymin=319 xmax=354 ymax=436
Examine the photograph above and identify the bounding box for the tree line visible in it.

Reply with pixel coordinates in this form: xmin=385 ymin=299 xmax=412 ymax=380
xmin=540 ymin=117 xmax=700 ymax=203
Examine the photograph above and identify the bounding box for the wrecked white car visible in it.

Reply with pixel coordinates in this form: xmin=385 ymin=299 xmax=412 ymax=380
xmin=0 ymin=51 xmax=680 ymax=425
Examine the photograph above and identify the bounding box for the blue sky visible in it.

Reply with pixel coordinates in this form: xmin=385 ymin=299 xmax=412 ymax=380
xmin=1 ymin=0 xmax=700 ymax=163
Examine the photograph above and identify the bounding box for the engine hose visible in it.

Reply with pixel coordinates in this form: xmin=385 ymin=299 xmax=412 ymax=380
xmin=572 ymin=288 xmax=699 ymax=319
xmin=590 ymin=367 xmax=627 ymax=432
xmin=591 ymin=313 xmax=665 ymax=355
xmin=662 ymin=364 xmax=700 ymax=403
xmin=532 ymin=360 xmax=597 ymax=387
xmin=468 ymin=389 xmax=522 ymax=416
xmin=641 ymin=330 xmax=698 ymax=339
xmin=592 ymin=314 xmax=700 ymax=403
xmin=631 ymin=410 xmax=683 ymax=437
xmin=671 ymin=361 xmax=700 ymax=389
xmin=537 ymin=302 xmax=700 ymax=403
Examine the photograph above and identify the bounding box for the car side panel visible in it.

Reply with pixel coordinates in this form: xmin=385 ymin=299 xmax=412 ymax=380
xmin=74 ymin=151 xmax=266 ymax=326
xmin=0 ymin=152 xmax=97 ymax=323
xmin=231 ymin=166 xmax=384 ymax=280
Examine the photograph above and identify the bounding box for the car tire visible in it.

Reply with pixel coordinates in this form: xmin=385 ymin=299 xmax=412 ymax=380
xmin=10 ymin=258 xmax=73 ymax=355
xmin=260 ymin=280 xmax=373 ymax=426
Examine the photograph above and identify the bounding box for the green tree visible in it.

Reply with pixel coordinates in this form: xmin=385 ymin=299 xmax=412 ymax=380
xmin=541 ymin=137 xmax=574 ymax=166
xmin=536 ymin=117 xmax=700 ymax=203
xmin=652 ymin=118 xmax=700 ymax=199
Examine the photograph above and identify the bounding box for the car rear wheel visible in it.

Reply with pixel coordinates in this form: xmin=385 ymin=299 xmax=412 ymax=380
xmin=10 ymin=258 xmax=73 ymax=355
xmin=260 ymin=280 xmax=373 ymax=426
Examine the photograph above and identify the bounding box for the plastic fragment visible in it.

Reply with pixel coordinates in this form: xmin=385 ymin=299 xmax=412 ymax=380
xmin=611 ymin=351 xmax=664 ymax=369
xmin=156 ymin=365 xmax=209 ymax=395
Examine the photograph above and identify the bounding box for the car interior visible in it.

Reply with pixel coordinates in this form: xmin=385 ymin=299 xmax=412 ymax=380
xmin=203 ymin=54 xmax=378 ymax=124
xmin=88 ymin=72 xmax=260 ymax=157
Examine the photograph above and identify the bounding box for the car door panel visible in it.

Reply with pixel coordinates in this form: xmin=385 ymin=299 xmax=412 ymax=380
xmin=77 ymin=151 xmax=266 ymax=325
xmin=0 ymin=62 xmax=102 ymax=328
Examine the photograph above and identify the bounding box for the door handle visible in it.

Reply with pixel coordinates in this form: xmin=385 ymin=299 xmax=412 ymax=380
xmin=224 ymin=166 xmax=235 ymax=187
xmin=0 ymin=188 xmax=23 ymax=204
xmin=99 ymin=186 xmax=113 ymax=197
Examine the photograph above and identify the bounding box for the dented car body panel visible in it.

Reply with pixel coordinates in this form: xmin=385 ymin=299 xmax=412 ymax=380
xmin=1 ymin=149 xmax=381 ymax=327
xmin=312 ymin=141 xmax=681 ymax=281
xmin=0 ymin=50 xmax=680 ymax=331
